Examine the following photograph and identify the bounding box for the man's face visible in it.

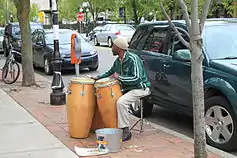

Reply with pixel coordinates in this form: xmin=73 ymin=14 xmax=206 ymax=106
xmin=112 ymin=44 xmax=120 ymax=56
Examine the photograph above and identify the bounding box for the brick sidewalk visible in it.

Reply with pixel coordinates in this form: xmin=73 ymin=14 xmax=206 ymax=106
xmin=0 ymin=72 xmax=224 ymax=158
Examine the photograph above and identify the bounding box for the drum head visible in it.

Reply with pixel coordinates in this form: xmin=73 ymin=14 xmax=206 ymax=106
xmin=70 ymin=77 xmax=95 ymax=84
xmin=94 ymin=77 xmax=119 ymax=88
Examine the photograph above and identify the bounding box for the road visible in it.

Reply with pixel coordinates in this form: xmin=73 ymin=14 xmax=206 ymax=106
xmin=3 ymin=45 xmax=236 ymax=156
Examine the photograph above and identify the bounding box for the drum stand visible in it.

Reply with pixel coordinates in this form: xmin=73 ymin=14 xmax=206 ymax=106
xmin=130 ymin=97 xmax=156 ymax=135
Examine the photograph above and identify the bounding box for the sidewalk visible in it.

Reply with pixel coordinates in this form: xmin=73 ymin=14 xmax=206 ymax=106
xmin=0 ymin=88 xmax=78 ymax=158
xmin=0 ymin=60 xmax=236 ymax=157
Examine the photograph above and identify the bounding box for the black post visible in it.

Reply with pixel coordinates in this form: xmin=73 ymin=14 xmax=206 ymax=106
xmin=124 ymin=7 xmax=126 ymax=24
xmin=49 ymin=0 xmax=66 ymax=105
xmin=86 ymin=11 xmax=88 ymax=36
xmin=77 ymin=7 xmax=80 ymax=32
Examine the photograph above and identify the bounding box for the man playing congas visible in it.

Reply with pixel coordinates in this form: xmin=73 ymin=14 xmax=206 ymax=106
xmin=91 ymin=37 xmax=151 ymax=141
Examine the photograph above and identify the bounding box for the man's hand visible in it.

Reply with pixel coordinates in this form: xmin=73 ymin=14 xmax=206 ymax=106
xmin=87 ymin=75 xmax=99 ymax=80
xmin=111 ymin=72 xmax=119 ymax=79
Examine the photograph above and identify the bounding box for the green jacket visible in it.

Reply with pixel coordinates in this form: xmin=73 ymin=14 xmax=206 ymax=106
xmin=97 ymin=51 xmax=151 ymax=92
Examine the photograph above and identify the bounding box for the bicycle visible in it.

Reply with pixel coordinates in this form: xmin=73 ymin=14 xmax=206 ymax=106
xmin=1 ymin=43 xmax=20 ymax=84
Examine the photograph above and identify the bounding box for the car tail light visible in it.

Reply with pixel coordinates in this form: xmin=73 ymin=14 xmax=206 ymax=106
xmin=115 ymin=31 xmax=121 ymax=35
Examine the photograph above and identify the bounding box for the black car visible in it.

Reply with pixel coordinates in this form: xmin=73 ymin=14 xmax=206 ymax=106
xmin=129 ymin=19 xmax=237 ymax=152
xmin=3 ymin=22 xmax=43 ymax=57
xmin=32 ymin=28 xmax=99 ymax=75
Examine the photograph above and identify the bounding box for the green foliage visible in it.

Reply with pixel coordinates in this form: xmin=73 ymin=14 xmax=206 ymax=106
xmin=29 ymin=3 xmax=39 ymax=21
xmin=52 ymin=0 xmax=237 ymax=24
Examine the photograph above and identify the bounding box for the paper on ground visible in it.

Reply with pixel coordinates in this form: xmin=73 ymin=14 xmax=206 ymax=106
xmin=74 ymin=146 xmax=109 ymax=157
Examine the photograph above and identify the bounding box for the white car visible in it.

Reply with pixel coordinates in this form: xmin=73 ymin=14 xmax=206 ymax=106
xmin=93 ymin=24 xmax=135 ymax=47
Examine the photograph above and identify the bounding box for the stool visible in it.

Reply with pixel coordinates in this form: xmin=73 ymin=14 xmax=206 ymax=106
xmin=129 ymin=96 xmax=147 ymax=134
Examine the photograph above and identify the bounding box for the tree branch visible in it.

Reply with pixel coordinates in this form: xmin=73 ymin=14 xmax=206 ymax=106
xmin=159 ymin=2 xmax=190 ymax=49
xmin=200 ymin=0 xmax=212 ymax=33
xmin=177 ymin=0 xmax=191 ymax=32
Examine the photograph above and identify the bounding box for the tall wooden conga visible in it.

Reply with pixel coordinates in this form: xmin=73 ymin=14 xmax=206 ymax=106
xmin=94 ymin=77 xmax=123 ymax=128
xmin=66 ymin=77 xmax=96 ymax=138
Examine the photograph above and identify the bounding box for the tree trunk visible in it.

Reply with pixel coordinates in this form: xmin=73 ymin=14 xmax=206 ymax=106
xmin=131 ymin=0 xmax=139 ymax=25
xmin=190 ymin=0 xmax=207 ymax=157
xmin=13 ymin=0 xmax=36 ymax=86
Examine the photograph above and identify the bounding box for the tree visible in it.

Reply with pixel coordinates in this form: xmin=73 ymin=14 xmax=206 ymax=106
xmin=12 ymin=0 xmax=35 ymax=86
xmin=160 ymin=0 xmax=211 ymax=157
xmin=29 ymin=3 xmax=39 ymax=21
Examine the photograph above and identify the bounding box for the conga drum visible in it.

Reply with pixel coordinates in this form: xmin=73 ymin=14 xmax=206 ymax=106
xmin=90 ymin=105 xmax=106 ymax=131
xmin=94 ymin=77 xmax=123 ymax=128
xmin=66 ymin=77 xmax=96 ymax=138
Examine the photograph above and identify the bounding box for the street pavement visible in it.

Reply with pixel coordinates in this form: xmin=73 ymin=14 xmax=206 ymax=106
xmin=0 ymin=87 xmax=78 ymax=158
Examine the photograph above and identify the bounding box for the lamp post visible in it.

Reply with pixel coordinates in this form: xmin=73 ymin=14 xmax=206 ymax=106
xmin=82 ymin=2 xmax=90 ymax=36
xmin=49 ymin=0 xmax=66 ymax=105
xmin=85 ymin=8 xmax=89 ymax=36
xmin=10 ymin=14 xmax=13 ymax=22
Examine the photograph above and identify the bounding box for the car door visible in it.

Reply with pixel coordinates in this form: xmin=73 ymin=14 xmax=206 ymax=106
xmin=34 ymin=32 xmax=46 ymax=66
xmin=32 ymin=31 xmax=39 ymax=65
xmin=97 ymin=25 xmax=107 ymax=43
xmin=159 ymin=29 xmax=193 ymax=110
xmin=135 ymin=25 xmax=173 ymax=106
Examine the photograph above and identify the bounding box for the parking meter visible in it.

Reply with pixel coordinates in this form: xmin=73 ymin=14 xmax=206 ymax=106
xmin=71 ymin=33 xmax=81 ymax=76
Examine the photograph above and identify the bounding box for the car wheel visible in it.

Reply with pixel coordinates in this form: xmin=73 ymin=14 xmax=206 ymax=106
xmin=94 ymin=36 xmax=100 ymax=46
xmin=205 ymin=96 xmax=237 ymax=152
xmin=129 ymin=96 xmax=153 ymax=118
xmin=44 ymin=57 xmax=53 ymax=75
xmin=108 ymin=37 xmax=113 ymax=47
xmin=89 ymin=65 xmax=99 ymax=71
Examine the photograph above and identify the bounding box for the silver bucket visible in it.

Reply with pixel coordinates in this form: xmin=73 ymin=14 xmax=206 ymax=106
xmin=95 ymin=128 xmax=123 ymax=153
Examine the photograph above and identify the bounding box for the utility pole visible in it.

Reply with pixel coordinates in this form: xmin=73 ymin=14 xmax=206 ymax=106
xmin=49 ymin=0 xmax=66 ymax=105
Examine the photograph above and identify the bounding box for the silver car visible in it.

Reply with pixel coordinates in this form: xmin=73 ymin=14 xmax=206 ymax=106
xmin=94 ymin=24 xmax=135 ymax=47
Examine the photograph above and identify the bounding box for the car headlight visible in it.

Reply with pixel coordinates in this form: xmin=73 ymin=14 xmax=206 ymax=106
xmin=90 ymin=49 xmax=97 ymax=55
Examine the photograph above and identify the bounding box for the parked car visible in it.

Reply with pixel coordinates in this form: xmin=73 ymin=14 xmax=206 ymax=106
xmin=94 ymin=24 xmax=135 ymax=47
xmin=31 ymin=28 xmax=99 ymax=75
xmin=0 ymin=27 xmax=4 ymax=52
xmin=3 ymin=22 xmax=43 ymax=57
xmin=128 ymin=18 xmax=237 ymax=152
xmin=88 ymin=25 xmax=104 ymax=41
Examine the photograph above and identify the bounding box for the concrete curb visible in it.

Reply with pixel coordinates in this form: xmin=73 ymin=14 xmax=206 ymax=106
xmin=147 ymin=120 xmax=236 ymax=158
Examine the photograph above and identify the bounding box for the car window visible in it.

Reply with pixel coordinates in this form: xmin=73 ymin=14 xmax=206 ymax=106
xmin=115 ymin=25 xmax=134 ymax=31
xmin=45 ymin=30 xmax=86 ymax=45
xmin=12 ymin=26 xmax=21 ymax=36
xmin=32 ymin=32 xmax=38 ymax=43
xmin=0 ymin=29 xmax=4 ymax=36
xmin=36 ymin=33 xmax=44 ymax=44
xmin=168 ymin=30 xmax=189 ymax=56
xmin=105 ymin=25 xmax=111 ymax=31
xmin=129 ymin=27 xmax=147 ymax=49
xmin=143 ymin=27 xmax=169 ymax=54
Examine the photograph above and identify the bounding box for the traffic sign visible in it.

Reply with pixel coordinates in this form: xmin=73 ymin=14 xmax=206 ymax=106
xmin=77 ymin=12 xmax=84 ymax=22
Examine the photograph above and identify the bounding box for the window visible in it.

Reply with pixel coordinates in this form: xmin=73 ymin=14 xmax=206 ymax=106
xmin=32 ymin=32 xmax=38 ymax=43
xmin=36 ymin=33 xmax=44 ymax=45
xmin=129 ymin=27 xmax=147 ymax=49
xmin=168 ymin=30 xmax=189 ymax=56
xmin=143 ymin=27 xmax=168 ymax=54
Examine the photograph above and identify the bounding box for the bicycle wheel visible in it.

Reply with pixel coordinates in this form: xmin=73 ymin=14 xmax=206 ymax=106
xmin=2 ymin=60 xmax=20 ymax=84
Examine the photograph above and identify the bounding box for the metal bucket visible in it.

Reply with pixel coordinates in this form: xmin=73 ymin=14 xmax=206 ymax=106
xmin=95 ymin=128 xmax=123 ymax=153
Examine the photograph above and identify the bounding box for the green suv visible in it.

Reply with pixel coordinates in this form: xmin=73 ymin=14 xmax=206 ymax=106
xmin=129 ymin=18 xmax=237 ymax=152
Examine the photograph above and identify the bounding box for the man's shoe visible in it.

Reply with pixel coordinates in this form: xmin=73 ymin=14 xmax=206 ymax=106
xmin=122 ymin=127 xmax=132 ymax=142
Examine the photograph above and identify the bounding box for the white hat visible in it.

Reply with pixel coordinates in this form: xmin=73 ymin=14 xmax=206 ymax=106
xmin=113 ymin=37 xmax=129 ymax=50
